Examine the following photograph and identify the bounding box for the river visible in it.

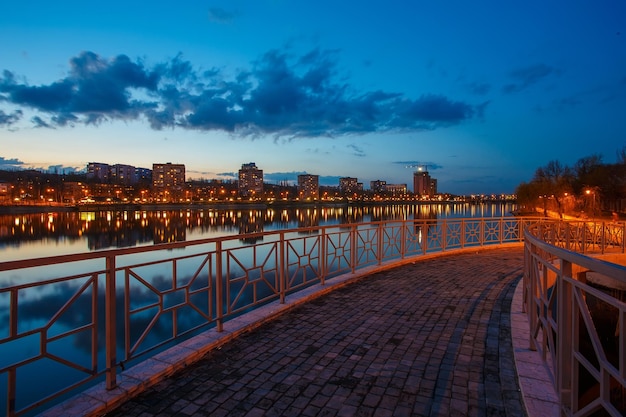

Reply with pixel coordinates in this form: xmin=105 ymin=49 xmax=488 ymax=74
xmin=0 ymin=201 xmax=517 ymax=263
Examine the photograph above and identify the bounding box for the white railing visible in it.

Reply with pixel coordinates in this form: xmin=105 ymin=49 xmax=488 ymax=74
xmin=0 ymin=216 xmax=535 ymax=416
xmin=524 ymin=220 xmax=626 ymax=416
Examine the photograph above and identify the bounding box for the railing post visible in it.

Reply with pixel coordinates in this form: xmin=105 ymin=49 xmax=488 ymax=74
xmin=442 ymin=219 xmax=447 ymax=251
xmin=558 ymin=259 xmax=574 ymax=412
xmin=279 ymin=231 xmax=286 ymax=303
xmin=377 ymin=222 xmax=383 ymax=265
xmin=215 ymin=241 xmax=223 ymax=332
xmin=623 ymin=222 xmax=625 ymax=254
xmin=527 ymin=242 xmax=537 ymax=351
xmin=601 ymin=221 xmax=606 ymax=254
xmin=422 ymin=222 xmax=428 ymax=255
xmin=105 ymin=255 xmax=117 ymax=390
xmin=480 ymin=218 xmax=485 ymax=247
xmin=8 ymin=290 xmax=17 ymax=416
xmin=321 ymin=228 xmax=327 ymax=284
xmin=400 ymin=219 xmax=406 ymax=259
xmin=350 ymin=224 xmax=357 ymax=273
xmin=461 ymin=219 xmax=465 ymax=249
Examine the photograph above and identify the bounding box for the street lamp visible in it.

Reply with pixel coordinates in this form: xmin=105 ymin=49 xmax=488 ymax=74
xmin=585 ymin=188 xmax=595 ymax=220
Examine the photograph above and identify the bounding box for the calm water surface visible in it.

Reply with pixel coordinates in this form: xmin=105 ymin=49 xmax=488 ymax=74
xmin=0 ymin=202 xmax=517 ymax=263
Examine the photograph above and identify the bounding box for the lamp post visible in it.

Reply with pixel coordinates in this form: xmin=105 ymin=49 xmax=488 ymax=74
xmin=585 ymin=188 xmax=596 ymax=221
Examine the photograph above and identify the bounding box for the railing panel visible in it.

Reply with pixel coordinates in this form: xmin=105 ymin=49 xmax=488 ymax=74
xmin=524 ymin=220 xmax=626 ymax=416
xmin=284 ymin=233 xmax=323 ymax=291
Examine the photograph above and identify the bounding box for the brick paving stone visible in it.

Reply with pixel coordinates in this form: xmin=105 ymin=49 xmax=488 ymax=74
xmin=104 ymin=247 xmax=528 ymax=417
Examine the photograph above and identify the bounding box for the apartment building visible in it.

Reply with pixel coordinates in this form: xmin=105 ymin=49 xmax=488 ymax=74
xmin=298 ymin=174 xmax=319 ymax=200
xmin=238 ymin=162 xmax=264 ymax=198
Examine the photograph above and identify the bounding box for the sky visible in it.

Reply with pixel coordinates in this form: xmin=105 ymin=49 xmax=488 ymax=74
xmin=1 ymin=1 xmax=625 ymax=195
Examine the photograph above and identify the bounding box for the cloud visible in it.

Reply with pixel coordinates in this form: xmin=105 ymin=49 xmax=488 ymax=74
xmin=31 ymin=115 xmax=52 ymax=128
xmin=347 ymin=143 xmax=366 ymax=157
xmin=1 ymin=49 xmax=482 ymax=137
xmin=0 ymin=109 xmax=22 ymax=126
xmin=502 ymin=64 xmax=558 ymax=94
xmin=216 ymin=171 xmax=238 ymax=178
xmin=208 ymin=7 xmax=240 ymax=24
xmin=0 ymin=156 xmax=25 ymax=168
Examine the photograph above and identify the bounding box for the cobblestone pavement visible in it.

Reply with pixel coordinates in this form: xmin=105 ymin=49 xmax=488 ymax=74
xmin=104 ymin=247 xmax=527 ymax=417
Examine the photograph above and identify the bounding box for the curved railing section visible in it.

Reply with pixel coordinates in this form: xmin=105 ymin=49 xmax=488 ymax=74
xmin=0 ymin=216 xmax=537 ymax=416
xmin=524 ymin=220 xmax=626 ymax=416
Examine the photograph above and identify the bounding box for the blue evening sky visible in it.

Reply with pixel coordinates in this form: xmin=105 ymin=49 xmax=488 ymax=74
xmin=1 ymin=1 xmax=625 ymax=195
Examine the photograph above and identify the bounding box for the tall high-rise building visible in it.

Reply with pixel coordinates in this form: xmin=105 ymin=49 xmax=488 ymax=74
xmin=413 ymin=168 xmax=436 ymax=197
xmin=298 ymin=174 xmax=319 ymax=200
xmin=152 ymin=163 xmax=186 ymax=201
xmin=238 ymin=162 xmax=264 ymax=198
xmin=339 ymin=177 xmax=360 ymax=195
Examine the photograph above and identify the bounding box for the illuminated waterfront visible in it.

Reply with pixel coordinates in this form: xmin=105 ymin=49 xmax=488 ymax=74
xmin=0 ymin=202 xmax=516 ymax=263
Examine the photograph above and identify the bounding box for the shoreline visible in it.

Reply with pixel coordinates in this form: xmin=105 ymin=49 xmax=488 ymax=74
xmin=0 ymin=199 xmax=516 ymax=215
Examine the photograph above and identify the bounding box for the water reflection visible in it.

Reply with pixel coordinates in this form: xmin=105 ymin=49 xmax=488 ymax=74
xmin=0 ymin=202 xmax=517 ymax=258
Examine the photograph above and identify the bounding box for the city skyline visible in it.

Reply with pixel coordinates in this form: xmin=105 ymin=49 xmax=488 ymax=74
xmin=1 ymin=1 xmax=625 ymax=195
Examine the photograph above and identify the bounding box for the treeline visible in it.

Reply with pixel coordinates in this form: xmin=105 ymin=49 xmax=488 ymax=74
xmin=515 ymin=148 xmax=626 ymax=217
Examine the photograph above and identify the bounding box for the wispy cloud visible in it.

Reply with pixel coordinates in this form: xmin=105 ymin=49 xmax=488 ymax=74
xmin=1 ymin=49 xmax=482 ymax=137
xmin=347 ymin=143 xmax=366 ymax=157
xmin=502 ymin=64 xmax=559 ymax=94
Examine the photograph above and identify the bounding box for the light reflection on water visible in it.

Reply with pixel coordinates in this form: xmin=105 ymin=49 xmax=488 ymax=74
xmin=0 ymin=202 xmax=516 ymax=263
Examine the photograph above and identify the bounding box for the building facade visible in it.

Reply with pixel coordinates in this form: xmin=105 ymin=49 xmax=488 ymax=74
xmin=111 ymin=164 xmax=136 ymax=185
xmin=86 ymin=162 xmax=110 ymax=183
xmin=370 ymin=180 xmax=387 ymax=193
xmin=413 ymin=169 xmax=437 ymax=197
xmin=152 ymin=163 xmax=186 ymax=201
xmin=298 ymin=174 xmax=320 ymax=200
xmin=386 ymin=184 xmax=408 ymax=195
xmin=339 ymin=177 xmax=361 ymax=195
xmin=238 ymin=162 xmax=264 ymax=198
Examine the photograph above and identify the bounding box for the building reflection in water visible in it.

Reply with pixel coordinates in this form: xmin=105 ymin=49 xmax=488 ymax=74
xmin=0 ymin=202 xmax=517 ymax=253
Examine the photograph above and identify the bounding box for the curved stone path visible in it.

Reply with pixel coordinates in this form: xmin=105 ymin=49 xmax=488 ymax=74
xmin=99 ymin=247 xmax=527 ymax=417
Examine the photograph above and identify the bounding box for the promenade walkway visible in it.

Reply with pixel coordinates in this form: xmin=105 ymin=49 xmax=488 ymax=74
xmin=48 ymin=247 xmax=558 ymax=416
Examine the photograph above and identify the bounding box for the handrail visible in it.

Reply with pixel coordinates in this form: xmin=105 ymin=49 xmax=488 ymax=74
xmin=524 ymin=220 xmax=626 ymax=416
xmin=0 ymin=216 xmax=540 ymax=415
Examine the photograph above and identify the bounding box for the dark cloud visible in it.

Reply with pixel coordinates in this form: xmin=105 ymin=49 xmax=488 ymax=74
xmin=0 ymin=156 xmax=25 ymax=168
xmin=1 ymin=52 xmax=158 ymax=125
xmin=1 ymin=49 xmax=482 ymax=136
xmin=502 ymin=64 xmax=558 ymax=94
xmin=216 ymin=172 xmax=237 ymax=178
xmin=0 ymin=109 xmax=22 ymax=126
xmin=347 ymin=143 xmax=366 ymax=157
xmin=208 ymin=7 xmax=240 ymax=24
xmin=31 ymin=116 xmax=52 ymax=128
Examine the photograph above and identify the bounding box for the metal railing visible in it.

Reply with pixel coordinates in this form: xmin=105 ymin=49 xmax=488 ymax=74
xmin=1 ymin=216 xmax=532 ymax=416
xmin=524 ymin=220 xmax=626 ymax=416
